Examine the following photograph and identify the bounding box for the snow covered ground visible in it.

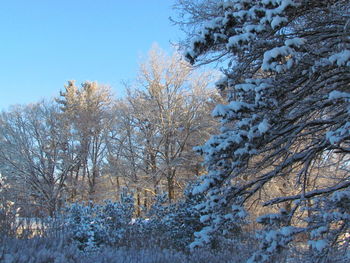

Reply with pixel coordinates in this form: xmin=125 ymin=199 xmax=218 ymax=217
xmin=0 ymin=237 xmax=242 ymax=263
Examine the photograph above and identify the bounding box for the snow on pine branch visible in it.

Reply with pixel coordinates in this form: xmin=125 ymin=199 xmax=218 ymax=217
xmin=178 ymin=0 xmax=350 ymax=258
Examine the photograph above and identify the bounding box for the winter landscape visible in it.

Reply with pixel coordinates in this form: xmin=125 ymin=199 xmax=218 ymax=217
xmin=1 ymin=1 xmax=350 ymax=262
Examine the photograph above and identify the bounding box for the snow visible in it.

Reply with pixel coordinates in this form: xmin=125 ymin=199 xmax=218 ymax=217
xmin=285 ymin=37 xmax=306 ymax=48
xmin=229 ymin=101 xmax=252 ymax=111
xmin=200 ymin=214 xmax=210 ymax=223
xmin=328 ymin=90 xmax=350 ymax=100
xmin=235 ymin=83 xmax=256 ymax=91
xmin=308 ymin=239 xmax=328 ymax=252
xmin=227 ymin=33 xmax=254 ymax=49
xmin=311 ymin=226 xmax=328 ymax=239
xmin=191 ymin=226 xmax=215 ymax=249
xmin=265 ymin=230 xmax=277 ymax=242
xmin=233 ymin=10 xmax=249 ymax=20
xmin=235 ymin=147 xmax=248 ymax=155
xmin=280 ymin=226 xmax=295 ymax=236
xmin=271 ymin=16 xmax=288 ymax=29
xmin=244 ymin=24 xmax=265 ymax=33
xmin=212 ymin=101 xmax=253 ymax=117
xmin=329 ymin=50 xmax=350 ymax=66
xmin=203 ymin=18 xmax=222 ymax=31
xmin=264 ymin=46 xmax=291 ymax=61
xmin=326 ymin=122 xmax=350 ymax=145
xmin=258 ymin=119 xmax=270 ymax=134
xmin=212 ymin=104 xmax=229 ymax=117
xmin=232 ymin=205 xmax=247 ymax=218
xmin=331 ymin=190 xmax=350 ymax=203
xmin=286 ymin=57 xmax=294 ymax=69
xmin=262 ymin=46 xmax=293 ymax=72
xmin=192 ymin=178 xmax=212 ymax=195
xmin=213 ymin=32 xmax=227 ymax=42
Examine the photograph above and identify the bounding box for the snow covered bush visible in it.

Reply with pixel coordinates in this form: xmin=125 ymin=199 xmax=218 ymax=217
xmin=64 ymin=202 xmax=106 ymax=251
xmin=173 ymin=0 xmax=350 ymax=261
xmin=63 ymin=191 xmax=135 ymax=251
xmin=129 ymin=183 xmax=253 ymax=256
xmin=140 ymin=186 xmax=204 ymax=251
xmin=99 ymin=192 xmax=135 ymax=246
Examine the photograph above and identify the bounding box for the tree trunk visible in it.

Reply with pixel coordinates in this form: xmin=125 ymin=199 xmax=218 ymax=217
xmin=136 ymin=188 xmax=141 ymax=217
xmin=167 ymin=176 xmax=174 ymax=203
xmin=143 ymin=189 xmax=148 ymax=210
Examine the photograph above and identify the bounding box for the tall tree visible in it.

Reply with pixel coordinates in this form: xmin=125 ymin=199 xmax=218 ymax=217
xmin=57 ymin=81 xmax=114 ymax=201
xmin=112 ymin=46 xmax=218 ymax=203
xmin=175 ymin=0 xmax=350 ymax=260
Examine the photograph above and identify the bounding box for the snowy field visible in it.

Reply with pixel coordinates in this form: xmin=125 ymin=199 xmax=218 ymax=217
xmin=1 ymin=237 xmax=242 ymax=263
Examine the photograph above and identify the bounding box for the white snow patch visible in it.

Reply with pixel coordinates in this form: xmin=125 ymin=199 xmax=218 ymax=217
xmin=192 ymin=179 xmax=211 ymax=195
xmin=308 ymin=239 xmax=328 ymax=252
xmin=212 ymin=104 xmax=229 ymax=117
xmin=328 ymin=90 xmax=350 ymax=100
xmin=258 ymin=119 xmax=270 ymax=134
xmin=329 ymin=50 xmax=350 ymax=66
xmin=280 ymin=226 xmax=295 ymax=236
xmin=271 ymin=16 xmax=288 ymax=29
xmin=285 ymin=37 xmax=306 ymax=48
xmin=227 ymin=33 xmax=254 ymax=49
xmin=326 ymin=122 xmax=350 ymax=145
xmin=262 ymin=46 xmax=293 ymax=72
xmin=235 ymin=83 xmax=256 ymax=91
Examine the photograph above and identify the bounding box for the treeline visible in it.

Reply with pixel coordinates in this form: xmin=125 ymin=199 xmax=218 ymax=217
xmin=0 ymin=47 xmax=220 ymax=217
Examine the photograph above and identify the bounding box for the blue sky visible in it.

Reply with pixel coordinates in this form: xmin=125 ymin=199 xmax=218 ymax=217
xmin=0 ymin=0 xmax=183 ymax=110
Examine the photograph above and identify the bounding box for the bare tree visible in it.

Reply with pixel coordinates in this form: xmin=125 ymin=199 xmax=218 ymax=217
xmin=57 ymin=81 xmax=115 ymax=201
xmin=0 ymin=102 xmax=76 ymax=216
xmin=112 ymin=46 xmax=219 ymax=203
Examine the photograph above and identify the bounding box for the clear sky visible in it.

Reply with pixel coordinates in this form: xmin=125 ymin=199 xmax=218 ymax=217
xmin=0 ymin=0 xmax=183 ymax=111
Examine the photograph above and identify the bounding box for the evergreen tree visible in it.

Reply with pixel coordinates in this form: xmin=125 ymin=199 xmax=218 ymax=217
xmin=175 ymin=0 xmax=350 ymax=260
